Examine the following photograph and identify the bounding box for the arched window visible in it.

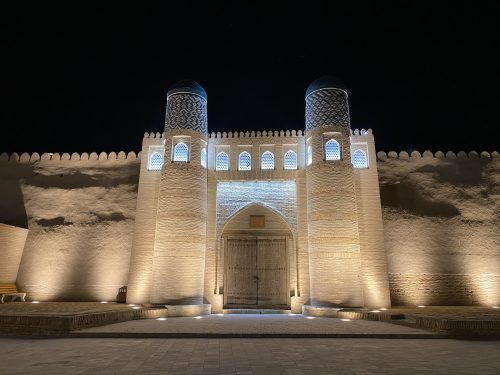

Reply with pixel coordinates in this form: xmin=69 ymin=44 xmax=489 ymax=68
xmin=352 ymin=149 xmax=368 ymax=168
xmin=200 ymin=147 xmax=207 ymax=168
xmin=307 ymin=145 xmax=312 ymax=166
xmin=148 ymin=152 xmax=163 ymax=171
xmin=238 ymin=151 xmax=251 ymax=171
xmin=261 ymin=151 xmax=275 ymax=170
xmin=283 ymin=150 xmax=297 ymax=170
xmin=173 ymin=142 xmax=189 ymax=162
xmin=216 ymin=152 xmax=229 ymax=171
xmin=325 ymin=139 xmax=341 ymax=161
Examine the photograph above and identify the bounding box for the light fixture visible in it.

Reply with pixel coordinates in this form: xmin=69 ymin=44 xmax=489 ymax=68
xmin=100 ymin=301 xmax=108 ymax=304
xmin=156 ymin=317 xmax=167 ymax=321
xmin=31 ymin=301 xmax=40 ymax=304
xmin=371 ymin=310 xmax=381 ymax=313
xmin=340 ymin=318 xmax=351 ymax=322
xmin=380 ymin=308 xmax=387 ymax=311
xmin=132 ymin=306 xmax=141 ymax=310
xmin=216 ymin=313 xmax=224 ymax=316
xmin=194 ymin=316 xmax=203 ymax=319
xmin=417 ymin=305 xmax=425 ymax=308
xmin=306 ymin=316 xmax=315 ymax=319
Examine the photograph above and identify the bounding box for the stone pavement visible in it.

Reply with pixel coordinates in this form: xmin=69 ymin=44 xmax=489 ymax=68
xmin=1 ymin=337 xmax=500 ymax=374
xmin=73 ymin=314 xmax=442 ymax=338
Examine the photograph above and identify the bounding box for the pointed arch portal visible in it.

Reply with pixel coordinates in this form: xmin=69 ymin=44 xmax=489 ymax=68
xmin=221 ymin=204 xmax=292 ymax=309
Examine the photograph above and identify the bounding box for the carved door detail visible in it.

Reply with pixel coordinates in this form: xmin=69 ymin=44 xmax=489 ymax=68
xmin=225 ymin=236 xmax=288 ymax=308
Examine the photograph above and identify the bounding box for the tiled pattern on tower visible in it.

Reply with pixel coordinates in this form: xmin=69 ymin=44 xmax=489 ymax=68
xmin=305 ymin=89 xmax=350 ymax=130
xmin=165 ymin=94 xmax=208 ymax=134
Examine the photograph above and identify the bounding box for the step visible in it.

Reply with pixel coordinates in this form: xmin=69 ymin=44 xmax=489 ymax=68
xmin=222 ymin=309 xmax=292 ymax=315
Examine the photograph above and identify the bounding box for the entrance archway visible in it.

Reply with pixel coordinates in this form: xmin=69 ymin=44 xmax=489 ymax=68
xmin=221 ymin=204 xmax=293 ymax=309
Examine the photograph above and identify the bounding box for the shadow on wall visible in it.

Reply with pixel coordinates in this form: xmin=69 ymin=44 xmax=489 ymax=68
xmin=414 ymin=158 xmax=491 ymax=187
xmin=380 ymin=180 xmax=460 ymax=218
xmin=0 ymin=160 xmax=140 ymax=229
xmin=0 ymin=179 xmax=28 ymax=228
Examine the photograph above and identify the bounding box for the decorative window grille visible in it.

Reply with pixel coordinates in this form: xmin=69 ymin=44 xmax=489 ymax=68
xmin=216 ymin=152 xmax=229 ymax=171
xmin=325 ymin=139 xmax=341 ymax=161
xmin=173 ymin=142 xmax=189 ymax=162
xmin=352 ymin=149 xmax=368 ymax=168
xmin=238 ymin=151 xmax=251 ymax=171
xmin=283 ymin=150 xmax=297 ymax=170
xmin=307 ymin=145 xmax=312 ymax=166
xmin=261 ymin=151 xmax=275 ymax=170
xmin=148 ymin=152 xmax=163 ymax=171
xmin=200 ymin=147 xmax=207 ymax=168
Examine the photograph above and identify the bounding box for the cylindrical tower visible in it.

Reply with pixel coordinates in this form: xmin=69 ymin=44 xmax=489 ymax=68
xmin=150 ymin=80 xmax=208 ymax=305
xmin=305 ymin=76 xmax=364 ymax=307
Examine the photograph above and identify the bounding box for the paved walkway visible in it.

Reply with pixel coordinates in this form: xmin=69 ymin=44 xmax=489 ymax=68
xmin=1 ymin=337 xmax=499 ymax=374
xmin=74 ymin=314 xmax=440 ymax=338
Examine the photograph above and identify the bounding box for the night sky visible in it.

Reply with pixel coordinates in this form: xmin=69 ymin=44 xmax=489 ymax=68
xmin=1 ymin=2 xmax=498 ymax=154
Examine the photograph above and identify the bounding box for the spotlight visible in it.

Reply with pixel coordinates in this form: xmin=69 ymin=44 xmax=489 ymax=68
xmin=156 ymin=317 xmax=167 ymax=321
xmin=417 ymin=305 xmax=425 ymax=308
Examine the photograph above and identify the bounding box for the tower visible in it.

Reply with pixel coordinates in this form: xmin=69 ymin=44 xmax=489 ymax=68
xmin=305 ymin=76 xmax=364 ymax=307
xmin=151 ymin=80 xmax=208 ymax=306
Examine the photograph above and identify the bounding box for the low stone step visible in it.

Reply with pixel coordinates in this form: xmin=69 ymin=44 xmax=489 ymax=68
xmin=222 ymin=309 xmax=291 ymax=315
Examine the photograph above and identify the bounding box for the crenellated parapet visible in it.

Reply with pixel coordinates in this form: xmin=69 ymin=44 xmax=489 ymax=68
xmin=0 ymin=151 xmax=140 ymax=162
xmin=377 ymin=150 xmax=499 ymax=160
xmin=209 ymin=130 xmax=303 ymax=139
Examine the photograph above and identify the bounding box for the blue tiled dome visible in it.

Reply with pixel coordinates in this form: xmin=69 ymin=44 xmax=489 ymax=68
xmin=306 ymin=76 xmax=347 ymax=97
xmin=167 ymin=79 xmax=207 ymax=100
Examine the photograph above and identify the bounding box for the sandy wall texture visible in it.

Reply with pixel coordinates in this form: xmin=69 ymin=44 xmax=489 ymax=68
xmin=0 ymin=223 xmax=28 ymax=283
xmin=0 ymin=152 xmax=140 ymax=301
xmin=378 ymin=151 xmax=500 ymax=306
xmin=1 ymin=149 xmax=498 ymax=306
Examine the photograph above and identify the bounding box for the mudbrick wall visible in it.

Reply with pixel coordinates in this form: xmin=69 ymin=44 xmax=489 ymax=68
xmin=378 ymin=151 xmax=500 ymax=306
xmin=0 ymin=148 xmax=498 ymax=306
xmin=0 ymin=152 xmax=140 ymax=301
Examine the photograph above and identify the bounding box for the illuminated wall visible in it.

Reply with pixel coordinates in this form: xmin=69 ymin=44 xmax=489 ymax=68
xmin=378 ymin=151 xmax=500 ymax=306
xmin=0 ymin=152 xmax=140 ymax=301
xmin=0 ymin=143 xmax=497 ymax=307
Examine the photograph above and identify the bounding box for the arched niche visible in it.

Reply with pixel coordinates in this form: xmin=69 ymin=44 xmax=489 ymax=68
xmin=218 ymin=203 xmax=295 ymax=310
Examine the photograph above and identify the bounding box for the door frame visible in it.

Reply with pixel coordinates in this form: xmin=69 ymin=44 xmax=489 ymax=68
xmin=223 ymin=234 xmax=291 ymax=309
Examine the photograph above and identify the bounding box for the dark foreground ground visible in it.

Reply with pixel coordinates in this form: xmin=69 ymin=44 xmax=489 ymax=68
xmin=1 ymin=337 xmax=500 ymax=375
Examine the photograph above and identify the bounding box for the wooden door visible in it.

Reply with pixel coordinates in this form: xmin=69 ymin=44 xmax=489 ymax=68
xmin=257 ymin=237 xmax=288 ymax=307
xmin=224 ymin=236 xmax=289 ymax=308
xmin=225 ymin=237 xmax=258 ymax=305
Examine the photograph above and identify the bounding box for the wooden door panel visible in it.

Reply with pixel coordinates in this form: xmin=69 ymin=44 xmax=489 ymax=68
xmin=225 ymin=238 xmax=258 ymax=305
xmin=257 ymin=238 xmax=288 ymax=306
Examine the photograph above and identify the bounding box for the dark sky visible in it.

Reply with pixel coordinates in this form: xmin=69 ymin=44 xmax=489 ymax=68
xmin=1 ymin=2 xmax=498 ymax=154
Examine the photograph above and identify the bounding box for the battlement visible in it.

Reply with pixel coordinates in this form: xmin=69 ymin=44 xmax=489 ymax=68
xmin=142 ymin=128 xmax=375 ymax=140
xmin=377 ymin=150 xmax=499 ymax=160
xmin=0 ymin=151 xmax=140 ymax=163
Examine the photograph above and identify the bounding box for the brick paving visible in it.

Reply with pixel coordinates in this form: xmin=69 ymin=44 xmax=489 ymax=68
xmin=74 ymin=314 xmax=441 ymax=338
xmin=1 ymin=337 xmax=500 ymax=374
